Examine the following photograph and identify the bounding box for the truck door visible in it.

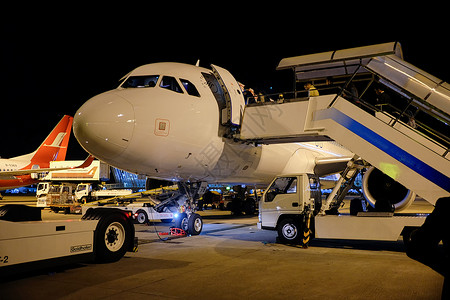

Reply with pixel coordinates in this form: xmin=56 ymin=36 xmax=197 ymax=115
xmin=260 ymin=176 xmax=300 ymax=228
xmin=308 ymin=174 xmax=322 ymax=215
xmin=211 ymin=64 xmax=245 ymax=126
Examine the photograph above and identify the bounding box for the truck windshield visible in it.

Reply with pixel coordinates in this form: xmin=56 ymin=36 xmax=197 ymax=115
xmin=265 ymin=177 xmax=297 ymax=202
xmin=76 ymin=185 xmax=86 ymax=192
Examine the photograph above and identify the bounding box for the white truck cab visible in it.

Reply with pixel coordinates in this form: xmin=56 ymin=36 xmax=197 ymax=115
xmin=36 ymin=182 xmax=50 ymax=207
xmin=75 ymin=183 xmax=132 ymax=203
xmin=258 ymin=174 xmax=321 ymax=244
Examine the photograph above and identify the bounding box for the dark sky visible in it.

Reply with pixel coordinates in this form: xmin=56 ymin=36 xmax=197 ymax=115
xmin=1 ymin=12 xmax=448 ymax=160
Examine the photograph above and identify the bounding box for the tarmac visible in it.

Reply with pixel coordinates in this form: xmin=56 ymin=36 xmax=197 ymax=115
xmin=0 ymin=196 xmax=445 ymax=299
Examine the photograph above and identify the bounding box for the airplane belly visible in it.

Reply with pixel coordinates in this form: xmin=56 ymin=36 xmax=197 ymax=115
xmin=205 ymin=143 xmax=300 ymax=185
xmin=208 ymin=143 xmax=341 ymax=185
xmin=206 ymin=143 xmax=262 ymax=183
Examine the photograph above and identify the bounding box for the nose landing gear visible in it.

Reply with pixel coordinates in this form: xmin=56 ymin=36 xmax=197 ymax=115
xmin=175 ymin=212 xmax=203 ymax=235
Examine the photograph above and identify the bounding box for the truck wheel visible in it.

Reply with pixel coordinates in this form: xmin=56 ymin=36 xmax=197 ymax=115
xmin=95 ymin=212 xmax=132 ymax=263
xmin=135 ymin=209 xmax=148 ymax=224
xmin=278 ymin=218 xmax=301 ymax=244
xmin=175 ymin=213 xmax=189 ymax=231
xmin=188 ymin=213 xmax=203 ymax=235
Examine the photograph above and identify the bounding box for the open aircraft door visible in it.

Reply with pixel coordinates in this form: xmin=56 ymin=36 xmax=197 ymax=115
xmin=211 ymin=64 xmax=246 ymax=126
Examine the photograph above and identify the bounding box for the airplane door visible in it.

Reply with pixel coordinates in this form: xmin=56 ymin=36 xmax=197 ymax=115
xmin=211 ymin=64 xmax=245 ymax=126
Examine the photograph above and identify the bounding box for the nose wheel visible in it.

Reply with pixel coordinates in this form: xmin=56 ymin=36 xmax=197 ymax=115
xmin=175 ymin=212 xmax=203 ymax=235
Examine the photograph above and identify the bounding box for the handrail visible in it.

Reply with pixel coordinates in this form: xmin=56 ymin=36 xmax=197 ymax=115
xmin=243 ymin=85 xmax=449 ymax=158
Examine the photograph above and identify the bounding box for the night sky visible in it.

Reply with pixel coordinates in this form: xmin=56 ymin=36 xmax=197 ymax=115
xmin=1 ymin=12 xmax=448 ymax=160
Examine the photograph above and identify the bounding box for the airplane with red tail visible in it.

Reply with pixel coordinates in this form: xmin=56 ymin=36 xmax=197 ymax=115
xmin=0 ymin=115 xmax=93 ymax=192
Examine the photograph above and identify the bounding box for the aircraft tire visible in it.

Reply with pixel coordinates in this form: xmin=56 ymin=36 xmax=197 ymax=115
xmin=188 ymin=213 xmax=203 ymax=235
xmin=175 ymin=212 xmax=189 ymax=231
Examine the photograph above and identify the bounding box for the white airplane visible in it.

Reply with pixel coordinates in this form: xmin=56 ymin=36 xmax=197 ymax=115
xmin=0 ymin=115 xmax=94 ymax=193
xmin=73 ymin=62 xmax=415 ymax=211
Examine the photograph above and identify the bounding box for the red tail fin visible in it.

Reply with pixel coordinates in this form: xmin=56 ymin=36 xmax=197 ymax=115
xmin=30 ymin=115 xmax=73 ymax=167
xmin=54 ymin=116 xmax=72 ymax=161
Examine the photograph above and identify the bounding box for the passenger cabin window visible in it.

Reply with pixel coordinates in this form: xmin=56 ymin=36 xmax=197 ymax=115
xmin=121 ymin=75 xmax=159 ymax=88
xmin=180 ymin=78 xmax=200 ymax=97
xmin=160 ymin=76 xmax=183 ymax=93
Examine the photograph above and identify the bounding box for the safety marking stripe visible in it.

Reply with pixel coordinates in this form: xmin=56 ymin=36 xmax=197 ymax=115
xmin=315 ymin=108 xmax=450 ymax=192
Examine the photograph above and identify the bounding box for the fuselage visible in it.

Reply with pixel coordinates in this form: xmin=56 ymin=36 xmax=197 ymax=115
xmin=0 ymin=157 xmax=36 ymax=190
xmin=74 ymin=62 xmax=353 ymax=186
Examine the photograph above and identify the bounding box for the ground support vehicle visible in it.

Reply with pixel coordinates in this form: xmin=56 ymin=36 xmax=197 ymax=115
xmin=82 ymin=185 xmax=203 ymax=235
xmin=0 ymin=204 xmax=137 ymax=277
xmin=75 ymin=183 xmax=132 ymax=203
xmin=258 ymin=173 xmax=427 ymax=246
xmin=37 ymin=182 xmax=132 ymax=214
xmin=45 ymin=183 xmax=79 ymax=214
xmin=84 ymin=203 xmax=177 ymax=225
xmin=36 ymin=160 xmax=129 ymax=212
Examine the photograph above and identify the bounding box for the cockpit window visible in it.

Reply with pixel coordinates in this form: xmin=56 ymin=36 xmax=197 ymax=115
xmin=160 ymin=76 xmax=183 ymax=93
xmin=121 ymin=75 xmax=159 ymax=88
xmin=180 ymin=79 xmax=200 ymax=97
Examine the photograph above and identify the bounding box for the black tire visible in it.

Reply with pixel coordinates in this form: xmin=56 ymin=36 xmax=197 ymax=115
xmin=230 ymin=198 xmax=243 ymax=215
xmin=243 ymin=198 xmax=256 ymax=215
xmin=402 ymin=227 xmax=418 ymax=246
xmin=188 ymin=213 xmax=203 ymax=235
xmin=277 ymin=218 xmax=301 ymax=244
xmin=94 ymin=212 xmax=132 ymax=263
xmin=135 ymin=209 xmax=148 ymax=224
xmin=350 ymin=198 xmax=364 ymax=215
xmin=175 ymin=212 xmax=189 ymax=231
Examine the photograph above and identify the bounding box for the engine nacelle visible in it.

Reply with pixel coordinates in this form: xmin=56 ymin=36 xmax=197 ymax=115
xmin=362 ymin=167 xmax=415 ymax=211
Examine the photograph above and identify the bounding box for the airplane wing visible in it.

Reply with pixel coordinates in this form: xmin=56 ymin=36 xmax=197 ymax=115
xmin=314 ymin=156 xmax=354 ymax=177
xmin=0 ymin=155 xmax=95 ymax=178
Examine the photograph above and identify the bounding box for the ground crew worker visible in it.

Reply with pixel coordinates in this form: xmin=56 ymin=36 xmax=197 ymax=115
xmin=304 ymin=82 xmax=319 ymax=97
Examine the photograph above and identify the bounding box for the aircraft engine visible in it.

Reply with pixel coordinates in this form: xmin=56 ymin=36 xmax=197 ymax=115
xmin=362 ymin=166 xmax=415 ymax=211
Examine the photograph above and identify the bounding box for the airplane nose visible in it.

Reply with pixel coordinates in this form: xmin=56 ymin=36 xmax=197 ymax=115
xmin=73 ymin=92 xmax=135 ymax=160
